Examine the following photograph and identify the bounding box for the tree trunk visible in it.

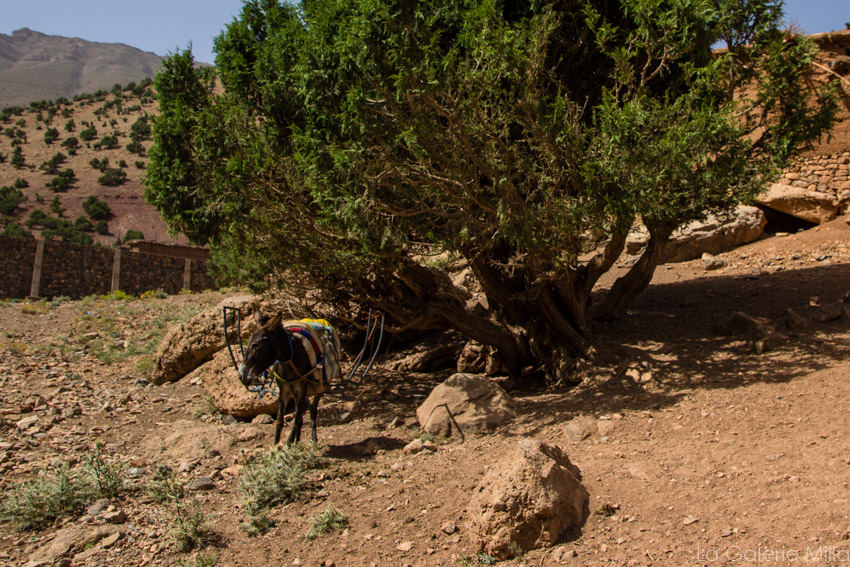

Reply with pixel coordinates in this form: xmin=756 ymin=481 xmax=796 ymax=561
xmin=594 ymin=227 xmax=670 ymax=321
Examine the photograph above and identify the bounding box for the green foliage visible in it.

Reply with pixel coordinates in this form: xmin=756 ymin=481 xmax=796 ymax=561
xmin=304 ymin=503 xmax=348 ymax=541
xmin=46 ymin=169 xmax=76 ymax=192
xmin=148 ymin=467 xmax=218 ymax=552
xmin=43 ymin=127 xmax=59 ymax=145
xmin=0 ymin=466 xmax=86 ymax=530
xmin=61 ymin=136 xmax=79 ymax=150
xmin=10 ymin=146 xmax=24 ymax=168
xmin=238 ymin=444 xmax=319 ymax=517
xmin=95 ymin=219 xmax=109 ymax=234
xmin=126 ymin=140 xmax=145 ymax=154
xmin=0 ymin=450 xmax=126 ymax=531
xmin=64 ymin=119 xmax=76 ymax=132
xmin=49 ymin=196 xmax=64 ymax=216
xmin=147 ymin=0 xmax=838 ymax=380
xmin=1 ymin=222 xmax=33 ymax=238
xmin=122 ymin=228 xmax=144 ymax=241
xmin=79 ymin=124 xmax=97 ymax=141
xmin=89 ymin=156 xmax=109 ymax=171
xmin=39 ymin=151 xmax=67 ymax=174
xmin=0 ymin=185 xmax=24 ymax=214
xmin=130 ymin=114 xmax=151 ymax=140
xmin=75 ymin=215 xmax=93 ymax=231
xmin=97 ymin=167 xmax=127 ymax=186
xmin=94 ymin=134 xmax=119 ymax=150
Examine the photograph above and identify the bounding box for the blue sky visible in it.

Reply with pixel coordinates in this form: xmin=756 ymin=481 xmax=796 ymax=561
xmin=2 ymin=0 xmax=848 ymax=66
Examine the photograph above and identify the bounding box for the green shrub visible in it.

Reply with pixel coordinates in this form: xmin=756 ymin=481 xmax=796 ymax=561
xmin=0 ymin=466 xmax=87 ymax=530
xmin=39 ymin=152 xmax=67 ymax=174
xmin=0 ymin=185 xmax=24 ymax=214
xmin=1 ymin=223 xmax=33 ymax=238
xmin=95 ymin=219 xmax=109 ymax=234
xmin=43 ymin=127 xmax=59 ymax=144
xmin=83 ymin=196 xmax=111 ymax=219
xmin=74 ymin=215 xmax=93 ymax=232
xmin=97 ymin=168 xmax=126 ymax=186
xmin=238 ymin=444 xmax=319 ymax=517
xmin=79 ymin=124 xmax=97 ymax=141
xmin=123 ymin=228 xmax=144 ymax=242
xmin=304 ymin=504 xmax=348 ymax=541
xmin=46 ymin=169 xmax=76 ymax=192
xmin=61 ymin=136 xmax=79 ymax=150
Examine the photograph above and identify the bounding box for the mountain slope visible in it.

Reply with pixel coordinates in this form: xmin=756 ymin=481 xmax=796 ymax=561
xmin=0 ymin=28 xmax=162 ymax=108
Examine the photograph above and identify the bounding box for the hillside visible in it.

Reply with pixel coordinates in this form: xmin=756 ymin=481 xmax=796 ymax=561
xmin=0 ymin=28 xmax=163 ymax=109
xmin=0 ymin=82 xmax=185 ymax=246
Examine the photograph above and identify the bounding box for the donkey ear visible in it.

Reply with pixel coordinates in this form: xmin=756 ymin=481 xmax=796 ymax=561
xmin=254 ymin=310 xmax=268 ymax=325
xmin=267 ymin=312 xmax=283 ymax=329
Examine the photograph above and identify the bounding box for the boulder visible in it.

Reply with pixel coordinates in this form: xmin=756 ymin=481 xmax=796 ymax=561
xmin=467 ymin=439 xmax=589 ymax=559
xmin=194 ymin=348 xmax=279 ymax=418
xmin=416 ymin=373 xmax=516 ymax=438
xmin=150 ymin=295 xmax=260 ymax=385
xmin=626 ymin=206 xmax=766 ymax=263
xmin=757 ymin=183 xmax=839 ymax=224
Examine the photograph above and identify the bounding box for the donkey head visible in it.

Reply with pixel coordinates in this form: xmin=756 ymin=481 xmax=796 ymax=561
xmin=237 ymin=311 xmax=285 ymax=388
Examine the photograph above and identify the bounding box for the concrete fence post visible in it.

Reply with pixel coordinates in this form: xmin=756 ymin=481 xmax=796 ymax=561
xmin=183 ymin=258 xmax=192 ymax=291
xmin=29 ymin=239 xmax=45 ymax=299
xmin=111 ymin=248 xmax=121 ymax=293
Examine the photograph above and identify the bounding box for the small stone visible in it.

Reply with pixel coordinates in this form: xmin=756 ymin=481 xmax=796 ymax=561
xmin=86 ymin=499 xmax=110 ymax=516
xmin=441 ymin=522 xmax=458 ymax=535
xmin=102 ymin=510 xmax=127 ymax=524
xmin=338 ymin=412 xmax=354 ymax=424
xmin=126 ymin=467 xmax=146 ymax=479
xmin=683 ymin=516 xmax=699 ymax=525
xmin=389 ymin=416 xmax=405 ymax=428
xmin=100 ymin=531 xmax=123 ymax=548
xmin=186 ymin=477 xmax=216 ymax=491
xmin=396 ymin=541 xmax=415 ymax=552
xmin=252 ymin=414 xmax=274 ymax=425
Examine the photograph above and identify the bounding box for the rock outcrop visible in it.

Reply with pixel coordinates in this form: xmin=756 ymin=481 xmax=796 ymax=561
xmin=467 ymin=438 xmax=590 ymax=559
xmin=416 ymin=373 xmax=516 ymax=438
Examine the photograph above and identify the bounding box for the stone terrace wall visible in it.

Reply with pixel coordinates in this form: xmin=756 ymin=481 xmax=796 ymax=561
xmin=38 ymin=240 xmax=113 ymax=298
xmin=0 ymin=236 xmax=218 ymax=300
xmin=0 ymin=236 xmax=37 ymax=299
xmin=777 ymin=152 xmax=850 ymax=213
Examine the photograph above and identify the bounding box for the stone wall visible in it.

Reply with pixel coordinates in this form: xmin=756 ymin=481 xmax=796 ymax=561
xmin=0 ymin=236 xmax=37 ymax=299
xmin=777 ymin=152 xmax=850 ymax=213
xmin=0 ymin=235 xmax=218 ymax=300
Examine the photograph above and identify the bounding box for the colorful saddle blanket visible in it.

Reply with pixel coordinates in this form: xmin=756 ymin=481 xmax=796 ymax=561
xmin=282 ymin=319 xmax=341 ymax=392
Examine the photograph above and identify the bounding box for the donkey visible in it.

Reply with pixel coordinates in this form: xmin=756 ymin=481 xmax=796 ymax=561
xmin=238 ymin=311 xmax=340 ymax=445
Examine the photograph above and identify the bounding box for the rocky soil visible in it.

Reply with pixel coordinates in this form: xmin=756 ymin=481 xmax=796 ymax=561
xmin=3 ymin=218 xmax=850 ymax=566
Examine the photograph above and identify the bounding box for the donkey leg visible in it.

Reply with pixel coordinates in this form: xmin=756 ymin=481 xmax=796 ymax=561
xmin=288 ymin=387 xmax=309 ymax=444
xmin=309 ymin=393 xmax=323 ymax=443
xmin=274 ymin=394 xmax=286 ymax=445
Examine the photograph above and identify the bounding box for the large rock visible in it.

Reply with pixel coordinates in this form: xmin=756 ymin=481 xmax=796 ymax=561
xmin=467 ymin=439 xmax=590 ymax=559
xmin=193 ymin=348 xmax=279 ymax=418
xmin=757 ymin=183 xmax=839 ymax=224
xmin=416 ymin=373 xmax=516 ymax=438
xmin=627 ymin=206 xmax=766 ymax=263
xmin=151 ymin=295 xmax=259 ymax=385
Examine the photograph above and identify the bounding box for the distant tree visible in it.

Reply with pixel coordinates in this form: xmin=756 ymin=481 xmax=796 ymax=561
xmin=43 ymin=127 xmax=59 ymax=145
xmin=10 ymin=146 xmax=24 ymax=168
xmin=79 ymin=124 xmax=97 ymax=141
xmin=46 ymin=169 xmax=76 ymax=192
xmin=123 ymin=229 xmax=144 ymax=242
xmin=89 ymin=157 xmax=109 ymax=172
xmin=2 ymin=222 xmax=33 ymax=239
xmin=61 ymin=136 xmax=79 ymax=151
xmin=130 ymin=115 xmax=151 ymax=140
xmin=126 ymin=140 xmax=145 ymax=154
xmin=13 ymin=178 xmax=27 ymax=189
xmin=64 ymin=119 xmax=76 ymax=132
xmin=49 ymin=196 xmax=64 ymax=216
xmin=83 ymin=195 xmax=111 ymax=219
xmin=0 ymin=185 xmax=24 ymax=215
xmin=39 ymin=152 xmax=67 ymax=174
xmin=94 ymin=219 xmax=109 ymax=234
xmin=74 ymin=215 xmax=93 ymax=232
xmin=94 ymin=134 xmax=119 ymax=150
xmin=97 ymin=168 xmax=127 ymax=186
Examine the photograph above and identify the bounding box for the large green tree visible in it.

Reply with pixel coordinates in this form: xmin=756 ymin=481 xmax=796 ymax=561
xmin=146 ymin=0 xmax=836 ymax=381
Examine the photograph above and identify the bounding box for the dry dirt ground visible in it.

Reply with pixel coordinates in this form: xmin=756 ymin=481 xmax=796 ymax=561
xmin=3 ymin=219 xmax=850 ymax=567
